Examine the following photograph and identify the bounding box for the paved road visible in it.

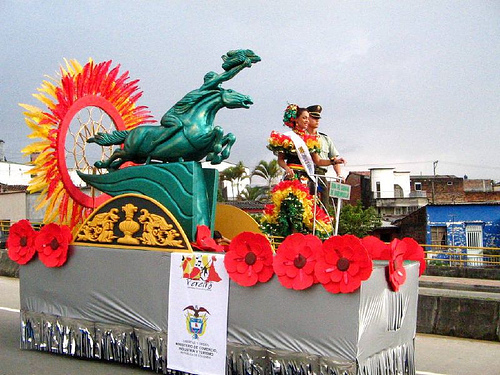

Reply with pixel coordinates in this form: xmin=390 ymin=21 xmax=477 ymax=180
xmin=1 ymin=276 xmax=499 ymax=375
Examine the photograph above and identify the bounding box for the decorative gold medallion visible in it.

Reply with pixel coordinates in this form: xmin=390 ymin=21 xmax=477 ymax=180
xmin=138 ymin=209 xmax=184 ymax=247
xmin=117 ymin=203 xmax=141 ymax=245
xmin=76 ymin=208 xmax=120 ymax=243
xmin=74 ymin=194 xmax=192 ymax=252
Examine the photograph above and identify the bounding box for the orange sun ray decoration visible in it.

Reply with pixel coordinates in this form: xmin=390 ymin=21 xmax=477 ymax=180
xmin=21 ymin=59 xmax=156 ymax=232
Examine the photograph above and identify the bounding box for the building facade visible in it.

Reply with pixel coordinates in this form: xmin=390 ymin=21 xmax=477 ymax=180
xmin=345 ymin=171 xmax=370 ymax=207
xmin=346 ymin=168 xmax=428 ymax=218
xmin=398 ymin=203 xmax=500 ymax=264
xmin=347 ymin=170 xmax=500 ymax=218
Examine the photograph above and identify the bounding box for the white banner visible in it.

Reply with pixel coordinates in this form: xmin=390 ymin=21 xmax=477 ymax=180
xmin=167 ymin=252 xmax=229 ymax=375
xmin=285 ymin=130 xmax=315 ymax=181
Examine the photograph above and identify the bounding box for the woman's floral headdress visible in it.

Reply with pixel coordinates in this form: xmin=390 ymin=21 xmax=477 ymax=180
xmin=283 ymin=104 xmax=298 ymax=128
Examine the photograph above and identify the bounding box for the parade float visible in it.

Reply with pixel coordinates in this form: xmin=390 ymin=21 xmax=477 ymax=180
xmin=8 ymin=50 xmax=425 ymax=375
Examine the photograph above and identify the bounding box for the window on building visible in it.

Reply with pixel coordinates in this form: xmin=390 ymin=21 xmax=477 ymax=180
xmin=431 ymin=226 xmax=447 ymax=246
xmin=466 ymin=224 xmax=483 ymax=266
xmin=414 ymin=182 xmax=422 ymax=191
xmin=394 ymin=207 xmax=405 ymax=215
xmin=376 ymin=181 xmax=381 ymax=198
xmin=466 ymin=225 xmax=483 ymax=248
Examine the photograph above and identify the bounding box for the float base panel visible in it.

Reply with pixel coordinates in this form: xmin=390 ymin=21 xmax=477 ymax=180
xmin=19 ymin=245 xmax=418 ymax=374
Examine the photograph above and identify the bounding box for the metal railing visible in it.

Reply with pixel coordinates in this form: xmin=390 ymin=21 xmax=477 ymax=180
xmin=0 ymin=219 xmax=44 ymax=240
xmin=0 ymin=220 xmax=11 ymax=236
xmin=423 ymin=244 xmax=500 ymax=267
xmin=267 ymin=235 xmax=284 ymax=252
xmin=268 ymin=235 xmax=500 ymax=268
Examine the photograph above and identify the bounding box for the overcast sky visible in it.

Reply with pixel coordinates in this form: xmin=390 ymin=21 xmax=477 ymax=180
xmin=1 ymin=1 xmax=499 ymax=180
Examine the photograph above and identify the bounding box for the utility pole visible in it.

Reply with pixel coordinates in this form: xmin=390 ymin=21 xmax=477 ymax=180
xmin=432 ymin=160 xmax=438 ymax=204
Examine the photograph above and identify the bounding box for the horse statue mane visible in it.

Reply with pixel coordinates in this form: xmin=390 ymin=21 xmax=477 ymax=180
xmin=87 ymin=49 xmax=261 ymax=170
xmin=168 ymin=90 xmax=219 ymax=115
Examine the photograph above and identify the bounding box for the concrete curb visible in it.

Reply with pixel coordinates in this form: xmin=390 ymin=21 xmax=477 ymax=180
xmin=425 ymin=265 xmax=500 ymax=280
xmin=419 ymin=280 xmax=500 ymax=294
xmin=417 ymin=287 xmax=500 ymax=341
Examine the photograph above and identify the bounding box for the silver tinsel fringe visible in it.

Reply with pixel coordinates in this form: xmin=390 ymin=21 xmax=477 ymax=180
xmin=357 ymin=341 xmax=415 ymax=375
xmin=21 ymin=310 xmax=413 ymax=375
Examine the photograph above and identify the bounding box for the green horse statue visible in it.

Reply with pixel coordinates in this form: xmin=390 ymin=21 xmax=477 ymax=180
xmin=88 ymin=49 xmax=260 ymax=170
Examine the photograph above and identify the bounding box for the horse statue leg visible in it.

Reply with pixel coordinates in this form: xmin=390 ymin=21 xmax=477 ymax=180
xmin=206 ymin=127 xmax=224 ymax=163
xmin=95 ymin=147 xmax=128 ymax=170
xmin=208 ymin=132 xmax=235 ymax=164
xmin=220 ymin=133 xmax=236 ymax=160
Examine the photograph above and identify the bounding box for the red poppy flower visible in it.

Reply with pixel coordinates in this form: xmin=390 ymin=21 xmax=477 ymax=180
xmin=224 ymin=232 xmax=274 ymax=286
xmin=315 ymin=235 xmax=373 ymax=294
xmin=192 ymin=225 xmax=224 ymax=252
xmin=388 ymin=239 xmax=407 ymax=292
xmin=273 ymin=233 xmax=321 ymax=290
xmin=361 ymin=235 xmax=390 ymax=260
xmin=6 ymin=219 xmax=37 ymax=265
xmin=35 ymin=223 xmax=72 ymax=267
xmin=401 ymin=237 xmax=426 ymax=275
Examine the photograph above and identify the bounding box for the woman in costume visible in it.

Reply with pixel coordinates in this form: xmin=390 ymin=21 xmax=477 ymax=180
xmin=268 ymin=104 xmax=337 ymax=186
xmin=263 ymin=104 xmax=334 ymax=238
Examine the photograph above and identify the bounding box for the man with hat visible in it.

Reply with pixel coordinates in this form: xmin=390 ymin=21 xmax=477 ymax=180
xmin=306 ymin=104 xmax=346 ymax=207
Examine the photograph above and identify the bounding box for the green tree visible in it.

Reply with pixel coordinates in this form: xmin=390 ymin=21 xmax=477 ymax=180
xmin=251 ymin=159 xmax=282 ymax=190
xmin=220 ymin=161 xmax=248 ymax=199
xmin=337 ymin=201 xmax=381 ymax=237
xmin=217 ymin=186 xmax=225 ymax=202
xmin=238 ymin=185 xmax=267 ymax=202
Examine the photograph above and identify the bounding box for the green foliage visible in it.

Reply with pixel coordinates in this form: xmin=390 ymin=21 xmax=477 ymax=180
xmin=217 ymin=187 xmax=225 ymax=202
xmin=251 ymin=159 xmax=282 ymax=189
xmin=220 ymin=161 xmax=248 ymax=198
xmin=337 ymin=201 xmax=381 ymax=237
xmin=260 ymin=194 xmax=330 ymax=240
xmin=428 ymin=259 xmax=449 ymax=267
xmin=249 ymin=212 xmax=263 ymax=222
xmin=238 ymin=185 xmax=268 ymax=202
xmin=261 ymin=194 xmax=308 ymax=238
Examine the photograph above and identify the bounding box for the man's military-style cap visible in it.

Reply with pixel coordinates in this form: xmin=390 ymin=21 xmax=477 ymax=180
xmin=307 ymin=105 xmax=322 ymax=119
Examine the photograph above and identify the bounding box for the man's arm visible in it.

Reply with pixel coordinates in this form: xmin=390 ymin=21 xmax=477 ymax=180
xmin=334 ymin=162 xmax=343 ymax=178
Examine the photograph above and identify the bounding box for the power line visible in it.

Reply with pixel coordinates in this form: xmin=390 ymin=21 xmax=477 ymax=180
xmin=438 ymin=161 xmax=500 ymax=171
xmin=348 ymin=160 xmax=500 ymax=171
xmin=347 ymin=161 xmax=434 ymax=168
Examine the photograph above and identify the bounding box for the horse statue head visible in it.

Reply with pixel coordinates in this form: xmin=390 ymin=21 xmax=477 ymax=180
xmin=221 ymin=88 xmax=253 ymax=109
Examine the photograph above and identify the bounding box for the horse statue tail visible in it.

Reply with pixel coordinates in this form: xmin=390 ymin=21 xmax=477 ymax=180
xmin=87 ymin=130 xmax=130 ymax=146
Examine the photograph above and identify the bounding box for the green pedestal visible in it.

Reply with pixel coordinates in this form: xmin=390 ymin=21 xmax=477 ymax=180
xmin=77 ymin=162 xmax=218 ymax=241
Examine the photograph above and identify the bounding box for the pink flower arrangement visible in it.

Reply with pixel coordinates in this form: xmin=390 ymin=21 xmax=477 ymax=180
xmin=34 ymin=223 xmax=72 ymax=267
xmin=401 ymin=237 xmax=426 ymax=276
xmin=362 ymin=235 xmax=426 ymax=290
xmin=361 ymin=235 xmax=390 ymax=260
xmin=388 ymin=239 xmax=407 ymax=292
xmin=224 ymin=232 xmax=274 ymax=287
xmin=315 ymin=235 xmax=373 ymax=294
xmin=192 ymin=225 xmax=224 ymax=252
xmin=6 ymin=220 xmax=37 ymax=265
xmin=6 ymin=220 xmax=72 ymax=267
xmin=273 ymin=233 xmax=321 ymax=290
